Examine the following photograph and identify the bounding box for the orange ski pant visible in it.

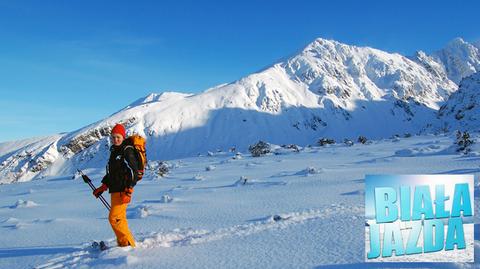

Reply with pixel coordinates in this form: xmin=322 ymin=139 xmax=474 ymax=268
xmin=109 ymin=192 xmax=136 ymax=247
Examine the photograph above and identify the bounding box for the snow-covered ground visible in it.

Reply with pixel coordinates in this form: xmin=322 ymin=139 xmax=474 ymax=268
xmin=0 ymin=133 xmax=478 ymax=268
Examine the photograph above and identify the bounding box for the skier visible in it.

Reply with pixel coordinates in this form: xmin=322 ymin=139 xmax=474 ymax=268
xmin=93 ymin=123 xmax=137 ymax=248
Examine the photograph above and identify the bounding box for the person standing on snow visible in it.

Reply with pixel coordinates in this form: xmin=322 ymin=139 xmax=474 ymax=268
xmin=93 ymin=123 xmax=137 ymax=247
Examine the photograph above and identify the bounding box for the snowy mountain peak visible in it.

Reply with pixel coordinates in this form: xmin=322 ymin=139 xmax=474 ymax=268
xmin=302 ymin=37 xmax=345 ymax=52
xmin=446 ymin=37 xmax=468 ymax=47
xmin=283 ymin=38 xmax=456 ymax=110
xmin=432 ymin=38 xmax=480 ymax=84
xmin=124 ymin=91 xmax=193 ymax=110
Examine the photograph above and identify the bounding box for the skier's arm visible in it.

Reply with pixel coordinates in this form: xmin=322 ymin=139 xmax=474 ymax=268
xmin=101 ymin=174 xmax=109 ymax=186
xmin=101 ymin=165 xmax=110 ymax=187
xmin=124 ymin=147 xmax=139 ymax=187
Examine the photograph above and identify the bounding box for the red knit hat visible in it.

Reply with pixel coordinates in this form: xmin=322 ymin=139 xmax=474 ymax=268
xmin=111 ymin=123 xmax=126 ymax=139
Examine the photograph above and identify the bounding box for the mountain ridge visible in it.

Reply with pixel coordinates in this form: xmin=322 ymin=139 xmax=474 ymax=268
xmin=1 ymin=37 xmax=479 ymax=183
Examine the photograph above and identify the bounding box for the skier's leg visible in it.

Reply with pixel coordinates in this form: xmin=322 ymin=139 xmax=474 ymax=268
xmin=108 ymin=193 xmax=123 ymax=244
xmin=109 ymin=192 xmax=136 ymax=247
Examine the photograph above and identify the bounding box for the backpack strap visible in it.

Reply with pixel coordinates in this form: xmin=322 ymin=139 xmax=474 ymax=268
xmin=122 ymin=145 xmax=138 ymax=186
xmin=124 ymin=145 xmax=135 ymax=151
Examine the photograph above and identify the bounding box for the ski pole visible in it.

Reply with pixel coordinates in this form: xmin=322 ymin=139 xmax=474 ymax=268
xmin=82 ymin=173 xmax=111 ymax=211
xmin=77 ymin=169 xmax=111 ymax=211
xmin=78 ymin=169 xmax=111 ymax=210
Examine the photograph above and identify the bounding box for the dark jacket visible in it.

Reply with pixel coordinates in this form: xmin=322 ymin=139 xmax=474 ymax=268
xmin=101 ymin=142 xmax=139 ymax=193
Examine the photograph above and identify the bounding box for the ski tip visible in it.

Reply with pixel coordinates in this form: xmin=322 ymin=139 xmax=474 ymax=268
xmin=91 ymin=240 xmax=108 ymax=251
xmin=99 ymin=241 xmax=108 ymax=251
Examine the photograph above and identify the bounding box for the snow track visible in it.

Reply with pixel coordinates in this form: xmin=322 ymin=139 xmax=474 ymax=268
xmin=36 ymin=204 xmax=362 ymax=269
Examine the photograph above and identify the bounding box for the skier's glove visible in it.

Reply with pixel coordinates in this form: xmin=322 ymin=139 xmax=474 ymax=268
xmin=121 ymin=187 xmax=133 ymax=204
xmin=93 ymin=183 xmax=108 ymax=198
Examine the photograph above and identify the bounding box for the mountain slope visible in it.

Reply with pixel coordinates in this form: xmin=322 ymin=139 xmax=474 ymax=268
xmin=438 ymin=71 xmax=480 ymax=131
xmin=0 ymin=37 xmax=467 ymax=183
xmin=0 ymin=135 xmax=63 ymax=184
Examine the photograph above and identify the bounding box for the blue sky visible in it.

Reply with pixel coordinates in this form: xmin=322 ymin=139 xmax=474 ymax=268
xmin=0 ymin=0 xmax=479 ymax=142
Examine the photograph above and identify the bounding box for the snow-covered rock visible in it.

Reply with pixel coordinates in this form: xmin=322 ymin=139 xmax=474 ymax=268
xmin=205 ymin=165 xmax=216 ymax=171
xmin=161 ymin=194 xmax=173 ymax=203
xmin=11 ymin=199 xmax=38 ymax=208
xmin=296 ymin=166 xmax=324 ymax=176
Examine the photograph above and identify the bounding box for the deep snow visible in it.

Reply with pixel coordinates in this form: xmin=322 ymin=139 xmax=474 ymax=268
xmin=0 ymin=133 xmax=478 ymax=268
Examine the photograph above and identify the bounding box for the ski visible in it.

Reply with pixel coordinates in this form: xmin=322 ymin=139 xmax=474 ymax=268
xmin=91 ymin=240 xmax=108 ymax=251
